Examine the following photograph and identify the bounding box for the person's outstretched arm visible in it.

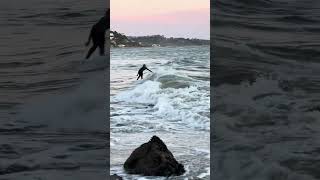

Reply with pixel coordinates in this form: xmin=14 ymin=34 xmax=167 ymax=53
xmin=147 ymin=68 xmax=152 ymax=72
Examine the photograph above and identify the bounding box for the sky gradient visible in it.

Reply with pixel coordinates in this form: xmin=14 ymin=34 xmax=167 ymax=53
xmin=111 ymin=0 xmax=210 ymax=39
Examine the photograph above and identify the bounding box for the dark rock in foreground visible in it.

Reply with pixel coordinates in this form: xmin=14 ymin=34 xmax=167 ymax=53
xmin=124 ymin=136 xmax=185 ymax=177
xmin=110 ymin=174 xmax=123 ymax=180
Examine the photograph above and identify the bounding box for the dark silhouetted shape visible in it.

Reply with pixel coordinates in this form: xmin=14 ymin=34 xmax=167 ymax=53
xmin=110 ymin=174 xmax=123 ymax=180
xmin=85 ymin=9 xmax=110 ymax=59
xmin=137 ymin=64 xmax=152 ymax=80
xmin=124 ymin=136 xmax=185 ymax=177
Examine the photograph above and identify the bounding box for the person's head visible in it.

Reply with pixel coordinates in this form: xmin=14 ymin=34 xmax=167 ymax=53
xmin=143 ymin=64 xmax=146 ymax=67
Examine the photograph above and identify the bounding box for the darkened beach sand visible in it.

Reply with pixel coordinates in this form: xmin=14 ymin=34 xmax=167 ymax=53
xmin=212 ymin=0 xmax=320 ymax=179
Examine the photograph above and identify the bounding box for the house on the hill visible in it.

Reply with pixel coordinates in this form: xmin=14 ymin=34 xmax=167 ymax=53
xmin=110 ymin=32 xmax=114 ymax=40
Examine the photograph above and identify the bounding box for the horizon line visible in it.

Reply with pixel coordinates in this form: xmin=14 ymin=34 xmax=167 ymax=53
xmin=110 ymin=30 xmax=210 ymax=41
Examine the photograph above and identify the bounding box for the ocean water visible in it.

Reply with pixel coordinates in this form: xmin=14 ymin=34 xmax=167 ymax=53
xmin=213 ymin=0 xmax=320 ymax=180
xmin=110 ymin=46 xmax=210 ymax=179
xmin=0 ymin=0 xmax=108 ymax=179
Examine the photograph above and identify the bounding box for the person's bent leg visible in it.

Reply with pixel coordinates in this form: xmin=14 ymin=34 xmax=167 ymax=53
xmin=99 ymin=42 xmax=105 ymax=56
xmin=86 ymin=44 xmax=98 ymax=59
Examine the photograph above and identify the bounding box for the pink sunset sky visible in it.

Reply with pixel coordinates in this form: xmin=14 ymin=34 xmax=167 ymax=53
xmin=111 ymin=0 xmax=210 ymax=39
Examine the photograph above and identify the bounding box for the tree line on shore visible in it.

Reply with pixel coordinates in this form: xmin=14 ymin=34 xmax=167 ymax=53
xmin=110 ymin=31 xmax=209 ymax=48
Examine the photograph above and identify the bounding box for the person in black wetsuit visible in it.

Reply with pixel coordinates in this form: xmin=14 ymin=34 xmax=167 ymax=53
xmin=137 ymin=64 xmax=152 ymax=80
xmin=85 ymin=9 xmax=110 ymax=59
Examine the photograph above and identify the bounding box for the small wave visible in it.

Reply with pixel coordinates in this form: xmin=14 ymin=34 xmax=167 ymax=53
xmin=113 ymin=70 xmax=210 ymax=132
xmin=77 ymin=56 xmax=109 ymax=72
xmin=18 ymin=70 xmax=106 ymax=133
xmin=57 ymin=12 xmax=87 ymax=18
xmin=157 ymin=75 xmax=191 ymax=89
xmin=0 ymin=62 xmax=43 ymax=69
xmin=198 ymin=167 xmax=210 ymax=179
xmin=277 ymin=15 xmax=318 ymax=24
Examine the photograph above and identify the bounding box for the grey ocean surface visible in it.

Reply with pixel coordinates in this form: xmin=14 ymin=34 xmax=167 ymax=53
xmin=110 ymin=46 xmax=210 ymax=179
xmin=0 ymin=0 xmax=108 ymax=179
xmin=213 ymin=0 xmax=320 ymax=180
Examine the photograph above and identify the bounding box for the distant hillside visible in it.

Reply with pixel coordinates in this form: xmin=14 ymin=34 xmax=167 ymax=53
xmin=110 ymin=31 xmax=209 ymax=48
xmin=110 ymin=31 xmax=140 ymax=48
xmin=129 ymin=35 xmax=209 ymax=47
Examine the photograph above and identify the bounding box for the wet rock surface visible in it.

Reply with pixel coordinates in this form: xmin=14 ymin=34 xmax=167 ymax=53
xmin=124 ymin=136 xmax=185 ymax=177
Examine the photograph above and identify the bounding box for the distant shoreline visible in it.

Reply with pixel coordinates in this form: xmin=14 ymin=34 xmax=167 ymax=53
xmin=110 ymin=44 xmax=210 ymax=49
xmin=110 ymin=31 xmax=210 ymax=48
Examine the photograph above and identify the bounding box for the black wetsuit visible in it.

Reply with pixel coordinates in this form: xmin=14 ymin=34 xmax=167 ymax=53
xmin=86 ymin=10 xmax=110 ymax=59
xmin=137 ymin=66 xmax=152 ymax=80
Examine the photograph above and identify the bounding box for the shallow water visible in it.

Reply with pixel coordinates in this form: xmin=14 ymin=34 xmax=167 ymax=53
xmin=110 ymin=46 xmax=210 ymax=179
xmin=213 ymin=0 xmax=320 ymax=179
